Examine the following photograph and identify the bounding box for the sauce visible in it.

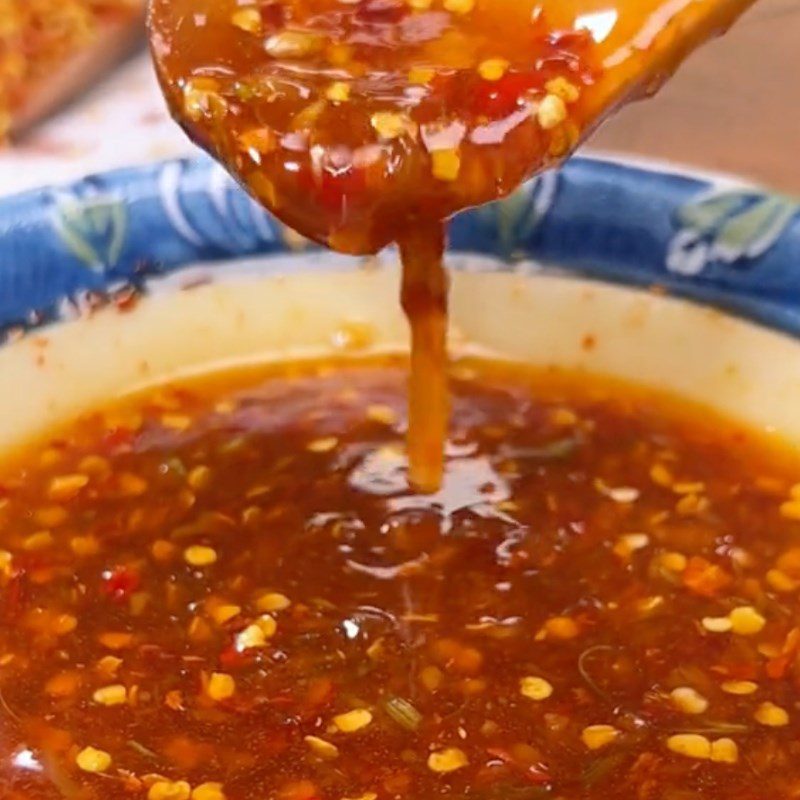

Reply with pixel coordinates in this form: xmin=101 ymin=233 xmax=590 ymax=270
xmin=2 ymin=357 xmax=800 ymax=799
xmin=148 ymin=0 xmax=755 ymax=490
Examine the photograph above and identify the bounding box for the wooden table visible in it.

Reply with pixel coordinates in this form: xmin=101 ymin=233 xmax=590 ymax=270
xmin=585 ymin=0 xmax=800 ymax=193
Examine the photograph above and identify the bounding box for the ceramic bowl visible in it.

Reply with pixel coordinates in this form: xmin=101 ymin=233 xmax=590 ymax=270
xmin=0 ymin=155 xmax=798 ymax=453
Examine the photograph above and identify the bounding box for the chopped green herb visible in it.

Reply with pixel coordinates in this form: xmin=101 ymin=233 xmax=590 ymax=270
xmin=383 ymin=696 xmax=422 ymax=731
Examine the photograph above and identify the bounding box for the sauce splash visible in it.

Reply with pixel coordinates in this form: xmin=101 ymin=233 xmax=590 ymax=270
xmin=148 ymin=0 xmax=756 ymax=490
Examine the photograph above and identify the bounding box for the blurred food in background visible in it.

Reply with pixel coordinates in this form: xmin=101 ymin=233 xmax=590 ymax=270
xmin=0 ymin=0 xmax=143 ymax=141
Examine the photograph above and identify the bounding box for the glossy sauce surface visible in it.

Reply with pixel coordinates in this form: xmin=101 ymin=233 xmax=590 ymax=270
xmin=2 ymin=358 xmax=800 ymax=800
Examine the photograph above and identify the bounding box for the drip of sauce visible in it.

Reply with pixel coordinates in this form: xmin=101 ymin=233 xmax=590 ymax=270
xmin=399 ymin=221 xmax=447 ymax=492
xmin=148 ymin=0 xmax=756 ymax=491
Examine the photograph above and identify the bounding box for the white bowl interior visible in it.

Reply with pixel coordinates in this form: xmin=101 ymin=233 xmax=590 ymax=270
xmin=2 ymin=254 xmax=799 ymax=455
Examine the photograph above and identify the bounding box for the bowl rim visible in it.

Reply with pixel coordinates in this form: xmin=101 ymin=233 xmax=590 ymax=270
xmin=0 ymin=154 xmax=798 ymax=339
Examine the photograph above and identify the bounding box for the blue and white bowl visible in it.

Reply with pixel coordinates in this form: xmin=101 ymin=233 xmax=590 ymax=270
xmin=0 ymin=155 xmax=798 ymax=453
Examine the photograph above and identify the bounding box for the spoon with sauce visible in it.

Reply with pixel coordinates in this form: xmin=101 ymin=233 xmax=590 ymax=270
xmin=148 ymin=0 xmax=756 ymax=492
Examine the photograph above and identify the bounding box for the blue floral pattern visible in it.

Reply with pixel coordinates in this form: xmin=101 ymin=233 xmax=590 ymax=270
xmin=52 ymin=187 xmax=127 ymax=272
xmin=0 ymin=155 xmax=798 ymax=340
xmin=157 ymin=160 xmax=282 ymax=253
xmin=667 ymin=191 xmax=800 ymax=276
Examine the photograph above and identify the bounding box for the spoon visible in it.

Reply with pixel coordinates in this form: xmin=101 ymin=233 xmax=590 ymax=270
xmin=147 ymin=0 xmax=759 ymax=255
xmin=147 ymin=0 xmax=758 ymax=493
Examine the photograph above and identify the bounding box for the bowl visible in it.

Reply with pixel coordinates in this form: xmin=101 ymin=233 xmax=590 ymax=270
xmin=0 ymin=154 xmax=798 ymax=454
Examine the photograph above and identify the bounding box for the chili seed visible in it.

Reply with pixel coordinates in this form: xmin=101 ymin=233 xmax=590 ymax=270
xmin=207 ymin=672 xmax=236 ymax=701
xmin=76 ymin=746 xmax=112 ymax=773
xmin=23 ymin=531 xmax=54 ymax=551
xmin=192 ymin=784 xmax=226 ymax=800
xmin=326 ymin=82 xmax=351 ymax=102
xmin=443 ymin=0 xmax=474 ymax=13
xmin=537 ymin=616 xmax=580 ymax=640
xmin=371 ymin=112 xmax=414 ymax=141
xmin=256 ymin=592 xmax=291 ymax=612
xmin=149 ymin=781 xmax=192 ymax=800
xmin=96 ymin=656 xmax=123 ymax=677
xmin=536 ymin=94 xmax=567 ymax=130
xmin=184 ymin=545 xmax=218 ymax=567
xmin=419 ymin=665 xmax=443 ymax=691
xmin=265 ymin=31 xmax=323 ymax=59
xmin=366 ymin=404 xmax=398 ymax=425
xmin=307 ymin=437 xmax=339 ymax=453
xmin=754 ymin=701 xmax=789 ymax=727
xmin=544 ymin=77 xmax=580 ymax=103
xmin=161 ymin=414 xmax=192 ymax=431
xmin=99 ymin=631 xmax=135 ymax=650
xmin=728 ymin=606 xmax=766 ymax=635
xmin=779 ymin=500 xmax=800 ymax=521
xmin=333 ymin=708 xmax=373 ymax=732
xmin=430 ymin=149 xmax=461 ymax=181
xmin=477 ymin=58 xmax=509 ymax=81
xmin=702 ymin=616 xmax=733 ymax=633
xmin=71 ymin=535 xmax=101 ymax=556
xmin=237 ymin=623 xmax=267 ymax=650
xmin=710 ymin=738 xmax=739 ymax=764
xmin=660 ymin=552 xmax=688 ymax=572
xmin=766 ymin=568 xmax=798 ymax=593
xmin=721 ymin=680 xmax=758 ymax=695
xmin=188 ymin=465 xmax=212 ymax=491
xmin=305 ymin=735 xmax=340 ymax=759
xmin=614 ymin=533 xmax=649 ymax=558
xmin=520 ymin=676 xmax=553 ymax=701
xmin=48 ymin=473 xmax=89 ymax=501
xmin=408 ymin=66 xmax=435 ymax=84
xmin=231 ymin=8 xmax=262 ymax=33
xmin=53 ymin=614 xmax=77 ymax=635
xmin=92 ymin=684 xmax=128 ymax=706
xmin=211 ymin=604 xmax=241 ymax=625
xmin=427 ymin=747 xmax=468 ymax=773
xmin=670 ymin=686 xmax=709 ymax=715
xmin=582 ymin=724 xmax=620 ymax=750
xmin=666 ymin=734 xmax=711 ymax=760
